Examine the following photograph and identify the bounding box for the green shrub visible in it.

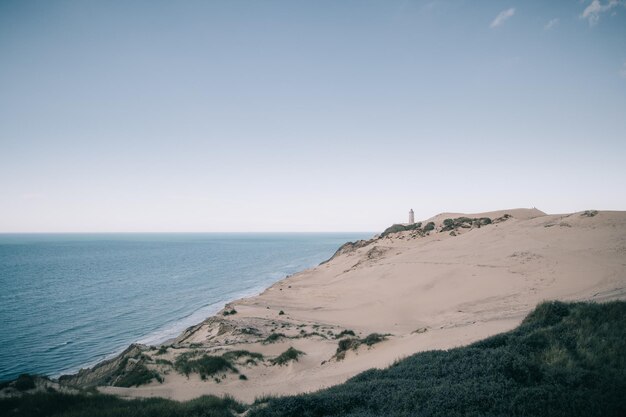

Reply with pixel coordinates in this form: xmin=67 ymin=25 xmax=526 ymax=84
xmin=175 ymin=354 xmax=237 ymax=379
xmin=222 ymin=350 xmax=264 ymax=362
xmin=361 ymin=333 xmax=386 ymax=346
xmin=156 ymin=345 xmax=168 ymax=355
xmin=335 ymin=333 xmax=387 ymax=360
xmin=271 ymin=347 xmax=305 ymax=366
xmin=278 ymin=310 xmax=285 ymax=315
xmin=423 ymin=222 xmax=435 ymax=232
xmin=263 ymin=333 xmax=286 ymax=344
xmin=14 ymin=374 xmax=35 ymax=391
xmin=381 ymin=222 xmax=422 ymax=237
xmin=0 ymin=392 xmax=245 ymax=417
xmin=335 ymin=329 xmax=356 ymax=338
xmin=114 ymin=364 xmax=162 ymax=387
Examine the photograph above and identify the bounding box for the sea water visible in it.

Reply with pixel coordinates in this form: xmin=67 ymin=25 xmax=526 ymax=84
xmin=0 ymin=232 xmax=371 ymax=381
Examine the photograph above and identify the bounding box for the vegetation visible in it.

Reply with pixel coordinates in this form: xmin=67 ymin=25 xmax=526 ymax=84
xmin=174 ymin=354 xmax=238 ymax=379
xmin=423 ymin=221 xmax=435 ymax=232
xmin=441 ymin=217 xmax=492 ymax=232
xmin=14 ymin=374 xmax=35 ymax=391
xmin=335 ymin=329 xmax=356 ymax=338
xmin=222 ymin=350 xmax=264 ymax=365
xmin=271 ymin=347 xmax=305 ymax=366
xmin=263 ymin=332 xmax=286 ymax=344
xmin=582 ymin=210 xmax=598 ymax=217
xmin=381 ymin=222 xmax=422 ymax=237
xmin=2 ymin=302 xmax=625 ymax=417
xmin=156 ymin=345 xmax=168 ymax=355
xmin=114 ymin=363 xmax=162 ymax=387
xmin=279 ymin=310 xmax=285 ymax=315
xmin=223 ymin=309 xmax=237 ymax=316
xmin=240 ymin=327 xmax=261 ymax=336
xmin=251 ymin=301 xmax=626 ymax=417
xmin=335 ymin=333 xmax=387 ymax=360
xmin=0 ymin=392 xmax=245 ymax=417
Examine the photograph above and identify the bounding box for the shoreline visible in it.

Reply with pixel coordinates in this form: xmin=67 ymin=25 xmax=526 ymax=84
xmin=52 ymin=237 xmax=366 ymax=382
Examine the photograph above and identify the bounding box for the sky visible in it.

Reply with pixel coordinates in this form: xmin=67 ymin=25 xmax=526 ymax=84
xmin=1 ymin=0 xmax=625 ymax=232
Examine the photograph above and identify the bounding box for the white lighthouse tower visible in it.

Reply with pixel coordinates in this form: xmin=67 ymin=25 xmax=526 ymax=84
xmin=409 ymin=209 xmax=415 ymax=225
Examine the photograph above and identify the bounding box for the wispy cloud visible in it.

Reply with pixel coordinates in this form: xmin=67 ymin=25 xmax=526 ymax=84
xmin=581 ymin=0 xmax=623 ymax=26
xmin=544 ymin=18 xmax=560 ymax=30
xmin=490 ymin=8 xmax=516 ymax=28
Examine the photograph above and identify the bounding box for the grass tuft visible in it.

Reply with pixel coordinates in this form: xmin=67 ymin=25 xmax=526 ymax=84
xmin=271 ymin=347 xmax=305 ymax=366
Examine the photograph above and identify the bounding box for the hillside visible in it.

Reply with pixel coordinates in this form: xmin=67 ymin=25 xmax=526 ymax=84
xmin=57 ymin=209 xmax=626 ymax=402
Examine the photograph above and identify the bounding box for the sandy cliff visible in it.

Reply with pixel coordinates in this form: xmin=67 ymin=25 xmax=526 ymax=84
xmin=74 ymin=208 xmax=625 ymax=402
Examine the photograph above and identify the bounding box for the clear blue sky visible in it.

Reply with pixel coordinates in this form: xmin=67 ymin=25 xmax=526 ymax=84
xmin=1 ymin=0 xmax=625 ymax=232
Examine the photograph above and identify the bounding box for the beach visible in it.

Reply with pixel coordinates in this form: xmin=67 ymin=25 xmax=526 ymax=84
xmin=65 ymin=208 xmax=626 ymax=403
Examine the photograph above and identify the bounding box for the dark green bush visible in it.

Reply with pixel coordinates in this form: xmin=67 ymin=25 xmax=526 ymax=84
xmin=14 ymin=374 xmax=35 ymax=391
xmin=361 ymin=333 xmax=386 ymax=346
xmin=175 ymin=354 xmax=237 ymax=379
xmin=381 ymin=222 xmax=422 ymax=237
xmin=335 ymin=329 xmax=356 ymax=338
xmin=336 ymin=338 xmax=361 ymax=355
xmin=222 ymin=350 xmax=264 ymax=362
xmin=114 ymin=364 xmax=162 ymax=387
xmin=423 ymin=222 xmax=435 ymax=232
xmin=271 ymin=347 xmax=305 ymax=366
xmin=263 ymin=333 xmax=286 ymax=344
xmin=0 ymin=392 xmax=245 ymax=417
xmin=336 ymin=333 xmax=386 ymax=359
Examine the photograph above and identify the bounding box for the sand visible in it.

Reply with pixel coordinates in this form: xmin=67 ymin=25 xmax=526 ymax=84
xmin=98 ymin=208 xmax=626 ymax=403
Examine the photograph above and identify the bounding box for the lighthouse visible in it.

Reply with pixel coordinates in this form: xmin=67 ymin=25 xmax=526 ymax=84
xmin=409 ymin=209 xmax=415 ymax=225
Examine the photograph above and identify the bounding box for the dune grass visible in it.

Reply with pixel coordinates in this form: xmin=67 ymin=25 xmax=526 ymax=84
xmin=271 ymin=347 xmax=305 ymax=366
xmin=174 ymin=354 xmax=238 ymax=380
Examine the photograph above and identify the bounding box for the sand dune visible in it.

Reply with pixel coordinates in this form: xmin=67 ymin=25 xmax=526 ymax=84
xmin=97 ymin=208 xmax=626 ymax=402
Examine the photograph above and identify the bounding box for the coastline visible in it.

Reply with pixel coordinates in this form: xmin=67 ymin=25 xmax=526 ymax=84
xmin=1 ymin=233 xmax=371 ymax=383
xmin=57 ymin=209 xmax=626 ymax=402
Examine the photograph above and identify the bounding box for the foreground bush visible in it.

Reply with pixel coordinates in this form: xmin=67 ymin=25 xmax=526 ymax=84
xmin=0 ymin=392 xmax=244 ymax=417
xmin=251 ymin=301 xmax=626 ymax=417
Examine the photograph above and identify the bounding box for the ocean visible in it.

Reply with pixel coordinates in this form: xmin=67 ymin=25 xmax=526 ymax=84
xmin=0 ymin=232 xmax=371 ymax=381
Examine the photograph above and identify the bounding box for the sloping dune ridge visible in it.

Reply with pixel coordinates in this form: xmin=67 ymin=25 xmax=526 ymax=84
xmin=89 ymin=208 xmax=626 ymax=402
